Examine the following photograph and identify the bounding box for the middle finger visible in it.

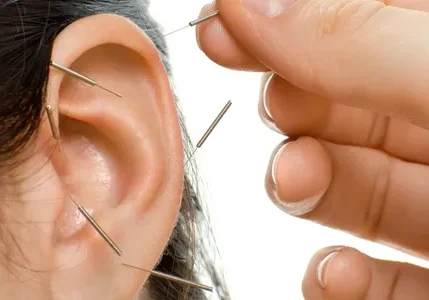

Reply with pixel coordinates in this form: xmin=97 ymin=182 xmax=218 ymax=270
xmin=261 ymin=73 xmax=429 ymax=165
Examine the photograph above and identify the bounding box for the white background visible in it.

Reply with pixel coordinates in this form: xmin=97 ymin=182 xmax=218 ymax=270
xmin=150 ymin=1 xmax=428 ymax=299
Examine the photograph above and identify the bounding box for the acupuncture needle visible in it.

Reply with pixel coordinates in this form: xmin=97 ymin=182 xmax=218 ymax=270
xmin=50 ymin=61 xmax=122 ymax=98
xmin=68 ymin=197 xmax=212 ymax=291
xmin=164 ymin=10 xmax=220 ymax=37
xmin=122 ymin=263 xmax=213 ymax=292
xmin=186 ymin=100 xmax=232 ymax=165
xmin=69 ymin=196 xmax=123 ymax=256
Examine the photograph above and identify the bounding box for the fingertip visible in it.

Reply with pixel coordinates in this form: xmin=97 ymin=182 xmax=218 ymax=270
xmin=267 ymin=137 xmax=332 ymax=216
xmin=323 ymin=248 xmax=371 ymax=297
xmin=196 ymin=2 xmax=216 ymax=50
xmin=196 ymin=4 xmax=268 ymax=71
xmin=303 ymin=247 xmax=371 ymax=300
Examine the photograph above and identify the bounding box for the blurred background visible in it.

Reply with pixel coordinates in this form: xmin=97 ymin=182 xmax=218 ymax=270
xmin=150 ymin=1 xmax=428 ymax=299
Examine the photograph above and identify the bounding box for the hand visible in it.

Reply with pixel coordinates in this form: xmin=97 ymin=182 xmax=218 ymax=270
xmin=198 ymin=1 xmax=429 ymax=299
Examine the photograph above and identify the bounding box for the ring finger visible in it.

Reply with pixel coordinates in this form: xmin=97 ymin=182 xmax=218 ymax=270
xmin=261 ymin=73 xmax=429 ymax=165
xmin=266 ymin=137 xmax=429 ymax=256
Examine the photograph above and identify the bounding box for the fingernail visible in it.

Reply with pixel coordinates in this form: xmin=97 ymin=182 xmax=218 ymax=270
xmin=317 ymin=248 xmax=343 ymax=289
xmin=266 ymin=138 xmax=325 ymax=216
xmin=259 ymin=73 xmax=284 ymax=135
xmin=270 ymin=140 xmax=289 ymax=187
xmin=242 ymin=0 xmax=296 ymax=17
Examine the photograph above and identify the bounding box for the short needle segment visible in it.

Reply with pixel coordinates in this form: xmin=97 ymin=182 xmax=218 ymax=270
xmin=186 ymin=100 xmax=232 ymax=165
xmin=50 ymin=61 xmax=122 ymax=98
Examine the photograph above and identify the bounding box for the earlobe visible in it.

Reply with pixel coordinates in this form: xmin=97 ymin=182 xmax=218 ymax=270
xmin=42 ymin=14 xmax=184 ymax=298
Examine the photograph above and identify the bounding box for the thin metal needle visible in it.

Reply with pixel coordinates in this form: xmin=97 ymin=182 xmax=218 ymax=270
xmin=122 ymin=263 xmax=213 ymax=292
xmin=186 ymin=100 xmax=232 ymax=165
xmin=69 ymin=196 xmax=123 ymax=256
xmin=186 ymin=148 xmax=198 ymax=165
xmin=164 ymin=10 xmax=220 ymax=37
xmin=163 ymin=25 xmax=189 ymax=37
xmin=69 ymin=197 xmax=213 ymax=292
xmin=50 ymin=61 xmax=122 ymax=98
xmin=96 ymin=84 xmax=123 ymax=98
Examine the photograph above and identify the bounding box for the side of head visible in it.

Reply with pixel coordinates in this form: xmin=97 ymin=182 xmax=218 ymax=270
xmin=0 ymin=1 xmax=227 ymax=299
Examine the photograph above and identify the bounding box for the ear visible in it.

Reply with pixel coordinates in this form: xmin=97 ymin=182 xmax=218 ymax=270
xmin=42 ymin=14 xmax=183 ymax=298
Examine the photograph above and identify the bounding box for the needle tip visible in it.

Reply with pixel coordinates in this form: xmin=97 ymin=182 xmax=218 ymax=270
xmin=97 ymin=84 xmax=122 ymax=98
xmin=68 ymin=196 xmax=79 ymax=207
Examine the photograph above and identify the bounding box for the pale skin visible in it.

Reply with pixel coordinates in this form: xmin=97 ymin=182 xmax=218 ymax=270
xmin=197 ymin=0 xmax=429 ymax=299
xmin=6 ymin=1 xmax=429 ymax=299
xmin=0 ymin=14 xmax=184 ymax=299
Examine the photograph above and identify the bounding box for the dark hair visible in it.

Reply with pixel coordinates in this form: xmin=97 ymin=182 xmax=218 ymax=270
xmin=0 ymin=1 xmax=229 ymax=299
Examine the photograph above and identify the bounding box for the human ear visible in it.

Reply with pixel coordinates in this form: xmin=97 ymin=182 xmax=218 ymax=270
xmin=41 ymin=13 xmax=183 ymax=298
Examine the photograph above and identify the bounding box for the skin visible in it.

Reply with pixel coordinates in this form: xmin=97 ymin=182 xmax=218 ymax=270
xmin=1 ymin=14 xmax=183 ymax=299
xmin=197 ymin=0 xmax=429 ymax=299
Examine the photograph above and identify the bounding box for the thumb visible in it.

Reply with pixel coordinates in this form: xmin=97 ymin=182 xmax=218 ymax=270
xmin=215 ymin=0 xmax=429 ymax=128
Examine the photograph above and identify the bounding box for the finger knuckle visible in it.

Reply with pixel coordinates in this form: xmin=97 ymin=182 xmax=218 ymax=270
xmin=387 ymin=265 xmax=402 ymax=300
xmin=304 ymin=0 xmax=386 ymax=37
xmin=365 ymin=113 xmax=390 ymax=149
xmin=364 ymin=153 xmax=393 ymax=240
xmin=298 ymin=0 xmax=386 ymax=93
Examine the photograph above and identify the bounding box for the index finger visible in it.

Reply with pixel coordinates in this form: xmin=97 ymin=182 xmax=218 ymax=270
xmin=196 ymin=2 xmax=267 ymax=72
xmin=198 ymin=0 xmax=429 ymax=129
xmin=197 ymin=0 xmax=429 ymax=72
